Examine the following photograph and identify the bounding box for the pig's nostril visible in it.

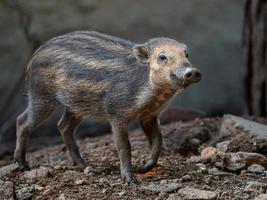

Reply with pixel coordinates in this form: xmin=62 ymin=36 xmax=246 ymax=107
xmin=185 ymin=72 xmax=192 ymax=79
xmin=195 ymin=72 xmax=200 ymax=78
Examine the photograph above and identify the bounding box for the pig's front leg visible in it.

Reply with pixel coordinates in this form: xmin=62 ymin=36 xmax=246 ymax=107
xmin=138 ymin=116 xmax=162 ymax=173
xmin=110 ymin=120 xmax=138 ymax=184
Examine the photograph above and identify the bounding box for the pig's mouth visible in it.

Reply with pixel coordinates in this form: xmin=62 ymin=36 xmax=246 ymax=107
xmin=169 ymin=73 xmax=190 ymax=88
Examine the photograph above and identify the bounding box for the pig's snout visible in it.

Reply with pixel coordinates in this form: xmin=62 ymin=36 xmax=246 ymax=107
xmin=183 ymin=68 xmax=201 ymax=84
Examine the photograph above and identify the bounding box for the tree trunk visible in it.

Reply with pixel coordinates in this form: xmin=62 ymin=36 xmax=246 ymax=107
xmin=243 ymin=0 xmax=267 ymax=116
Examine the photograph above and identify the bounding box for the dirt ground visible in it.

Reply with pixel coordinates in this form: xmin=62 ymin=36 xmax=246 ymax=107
xmin=1 ymin=118 xmax=267 ymax=200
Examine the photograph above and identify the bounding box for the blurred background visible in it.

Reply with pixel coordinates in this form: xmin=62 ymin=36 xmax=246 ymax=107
xmin=0 ymin=0 xmax=266 ymax=157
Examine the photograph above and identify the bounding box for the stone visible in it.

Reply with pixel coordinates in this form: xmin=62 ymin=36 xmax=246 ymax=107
xmin=216 ymin=141 xmax=231 ymax=154
xmin=16 ymin=185 xmax=35 ymax=200
xmin=155 ymin=192 xmax=169 ymax=200
xmin=84 ymin=166 xmax=94 ymax=174
xmin=223 ymin=152 xmax=267 ymax=172
xmin=22 ymin=167 xmax=50 ymax=182
xmin=0 ymin=163 xmax=19 ymax=178
xmin=244 ymin=181 xmax=266 ymax=193
xmin=0 ymin=180 xmax=15 ymax=200
xmin=75 ymin=179 xmax=86 ymax=185
xmin=190 ymin=127 xmax=210 ymax=143
xmin=34 ymin=185 xmax=44 ymax=191
xmin=56 ymin=194 xmax=67 ymax=200
xmin=186 ymin=155 xmax=202 ymax=163
xmin=178 ymin=187 xmax=217 ymax=200
xmin=118 ymin=190 xmax=126 ymax=196
xmin=220 ymin=115 xmax=267 ymax=139
xmin=208 ymin=167 xmax=220 ymax=175
xmin=180 ymin=174 xmax=192 ymax=182
xmin=196 ymin=163 xmax=208 ymax=173
xmin=247 ymin=164 xmax=265 ymax=174
xmin=141 ymin=182 xmax=182 ymax=194
xmin=167 ymin=194 xmax=182 ymax=200
xmin=254 ymin=194 xmax=267 ymax=200
xmin=200 ymin=146 xmax=217 ymax=161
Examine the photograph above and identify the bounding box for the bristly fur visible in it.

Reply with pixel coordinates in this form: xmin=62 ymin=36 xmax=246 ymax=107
xmin=26 ymin=31 xmax=157 ymax=121
xmin=15 ymin=31 xmax=198 ymax=183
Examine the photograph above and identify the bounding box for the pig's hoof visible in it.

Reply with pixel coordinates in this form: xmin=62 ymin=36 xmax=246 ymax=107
xmin=73 ymin=159 xmax=87 ymax=170
xmin=122 ymin=173 xmax=139 ymax=185
xmin=137 ymin=159 xmax=156 ymax=174
xmin=17 ymin=161 xmax=30 ymax=172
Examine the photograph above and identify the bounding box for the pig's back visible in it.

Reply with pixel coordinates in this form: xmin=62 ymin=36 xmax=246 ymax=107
xmin=27 ymin=31 xmax=150 ymax=118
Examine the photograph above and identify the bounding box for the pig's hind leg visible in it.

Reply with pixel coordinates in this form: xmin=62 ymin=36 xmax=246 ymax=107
xmin=14 ymin=99 xmax=58 ymax=170
xmin=138 ymin=116 xmax=162 ymax=173
xmin=57 ymin=108 xmax=87 ymax=169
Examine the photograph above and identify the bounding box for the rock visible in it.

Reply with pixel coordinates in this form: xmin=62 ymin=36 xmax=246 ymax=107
xmin=177 ymin=186 xmax=217 ymax=200
xmin=201 ymin=147 xmax=217 ymax=161
xmin=118 ymin=190 xmax=126 ymax=196
xmin=155 ymin=192 xmax=169 ymax=200
xmin=247 ymin=164 xmax=265 ymax=174
xmin=141 ymin=182 xmax=182 ymax=194
xmin=0 ymin=163 xmax=19 ymax=178
xmin=0 ymin=180 xmax=15 ymax=200
xmin=42 ymin=185 xmax=54 ymax=196
xmin=167 ymin=194 xmax=182 ymax=200
xmin=84 ymin=166 xmax=94 ymax=174
xmin=244 ymin=181 xmax=266 ymax=193
xmin=34 ymin=185 xmax=44 ymax=191
xmin=190 ymin=127 xmax=210 ymax=143
xmin=56 ymin=194 xmax=67 ymax=200
xmin=254 ymin=194 xmax=267 ymax=200
xmin=196 ymin=163 xmax=208 ymax=173
xmin=186 ymin=155 xmax=202 ymax=163
xmin=218 ymin=115 xmax=267 ymax=153
xmin=220 ymin=115 xmax=267 ymax=139
xmin=186 ymin=147 xmax=217 ymax=163
xmin=75 ymin=179 xmax=86 ymax=185
xmin=216 ymin=141 xmax=231 ymax=154
xmin=180 ymin=174 xmax=192 ymax=182
xmin=223 ymin=152 xmax=267 ymax=172
xmin=22 ymin=167 xmax=50 ymax=182
xmin=16 ymin=185 xmax=35 ymax=200
xmin=208 ymin=167 xmax=220 ymax=175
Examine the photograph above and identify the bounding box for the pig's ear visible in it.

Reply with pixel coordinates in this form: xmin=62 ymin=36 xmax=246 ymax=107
xmin=132 ymin=44 xmax=149 ymax=64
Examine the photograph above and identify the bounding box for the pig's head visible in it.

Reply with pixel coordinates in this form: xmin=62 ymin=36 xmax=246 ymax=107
xmin=133 ymin=38 xmax=201 ymax=89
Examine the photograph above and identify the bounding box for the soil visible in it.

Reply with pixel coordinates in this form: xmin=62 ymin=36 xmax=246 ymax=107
xmin=1 ymin=118 xmax=267 ymax=200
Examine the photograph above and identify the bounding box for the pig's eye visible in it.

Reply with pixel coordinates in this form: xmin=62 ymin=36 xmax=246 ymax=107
xmin=158 ymin=54 xmax=167 ymax=62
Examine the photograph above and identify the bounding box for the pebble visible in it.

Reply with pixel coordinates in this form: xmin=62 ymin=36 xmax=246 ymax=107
xmin=177 ymin=186 xmax=217 ymax=200
xmin=22 ymin=167 xmax=50 ymax=182
xmin=0 ymin=180 xmax=15 ymax=200
xmin=200 ymin=146 xmax=217 ymax=161
xmin=190 ymin=127 xmax=210 ymax=143
xmin=0 ymin=163 xmax=19 ymax=178
xmin=254 ymin=194 xmax=267 ymax=200
xmin=223 ymin=152 xmax=267 ymax=172
xmin=141 ymin=182 xmax=182 ymax=194
xmin=208 ymin=167 xmax=220 ymax=175
xmin=180 ymin=174 xmax=192 ymax=182
xmin=216 ymin=140 xmax=230 ymax=154
xmin=244 ymin=181 xmax=266 ymax=193
xmin=75 ymin=179 xmax=86 ymax=185
xmin=155 ymin=192 xmax=169 ymax=200
xmin=247 ymin=164 xmax=265 ymax=174
xmin=34 ymin=185 xmax=44 ymax=191
xmin=118 ymin=190 xmax=126 ymax=196
xmin=16 ymin=185 xmax=35 ymax=200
